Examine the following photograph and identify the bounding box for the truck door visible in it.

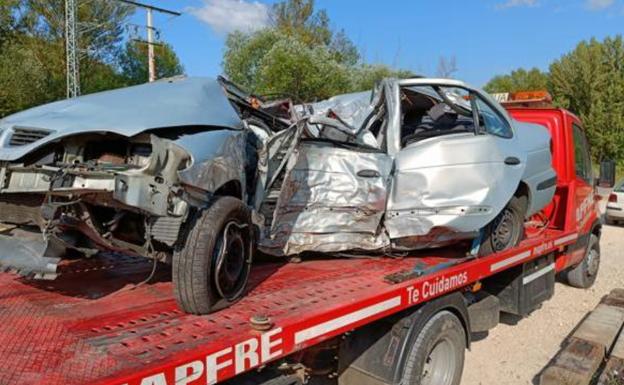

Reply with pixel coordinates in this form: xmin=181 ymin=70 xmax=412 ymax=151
xmin=570 ymin=122 xmax=594 ymax=232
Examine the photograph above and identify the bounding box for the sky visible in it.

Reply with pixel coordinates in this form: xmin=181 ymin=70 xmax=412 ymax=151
xmin=132 ymin=0 xmax=624 ymax=87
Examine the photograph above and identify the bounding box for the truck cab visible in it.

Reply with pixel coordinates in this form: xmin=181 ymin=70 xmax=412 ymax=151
xmin=503 ymin=91 xmax=609 ymax=283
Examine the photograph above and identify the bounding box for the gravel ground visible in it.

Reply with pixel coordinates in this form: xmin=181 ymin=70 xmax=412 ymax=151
xmin=462 ymin=222 xmax=624 ymax=385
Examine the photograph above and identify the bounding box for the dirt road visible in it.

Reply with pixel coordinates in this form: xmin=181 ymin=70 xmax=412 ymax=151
xmin=462 ymin=223 xmax=624 ymax=385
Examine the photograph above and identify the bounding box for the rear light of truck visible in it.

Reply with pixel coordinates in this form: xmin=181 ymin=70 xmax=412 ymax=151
xmin=609 ymin=194 xmax=618 ymax=203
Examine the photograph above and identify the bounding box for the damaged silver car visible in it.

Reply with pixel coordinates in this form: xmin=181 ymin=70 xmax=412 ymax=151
xmin=0 ymin=76 xmax=556 ymax=315
xmin=0 ymin=76 xmax=301 ymax=314
xmin=260 ymin=78 xmax=557 ymax=258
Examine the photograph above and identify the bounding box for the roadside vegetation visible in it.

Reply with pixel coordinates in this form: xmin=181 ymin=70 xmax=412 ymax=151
xmin=222 ymin=0 xmax=414 ymax=102
xmin=485 ymin=36 xmax=624 ymax=165
xmin=0 ymin=0 xmax=183 ymax=118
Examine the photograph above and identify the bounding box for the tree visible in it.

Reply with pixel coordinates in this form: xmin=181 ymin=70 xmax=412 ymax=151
xmin=223 ymin=0 xmax=411 ymax=102
xmin=484 ymin=67 xmax=549 ymax=93
xmin=223 ymin=29 xmax=281 ymax=91
xmin=0 ymin=1 xmax=184 ymax=118
xmin=549 ymin=36 xmax=624 ymax=161
xmin=436 ymin=56 xmax=458 ymax=78
xmin=256 ymin=37 xmax=351 ymax=101
xmin=119 ymin=41 xmax=184 ymax=86
xmin=272 ymin=0 xmax=331 ymax=46
xmin=350 ymin=64 xmax=416 ymax=91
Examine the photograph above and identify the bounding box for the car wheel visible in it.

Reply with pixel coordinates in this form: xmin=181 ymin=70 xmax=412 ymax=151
xmin=565 ymin=234 xmax=600 ymax=289
xmin=401 ymin=311 xmax=466 ymax=385
xmin=173 ymin=196 xmax=253 ymax=315
xmin=479 ymin=195 xmax=527 ymax=257
xmin=605 ymin=216 xmax=616 ymax=226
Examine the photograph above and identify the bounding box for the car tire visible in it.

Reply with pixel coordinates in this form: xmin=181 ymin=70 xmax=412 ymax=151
xmin=479 ymin=195 xmax=527 ymax=257
xmin=173 ymin=196 xmax=253 ymax=315
xmin=565 ymin=234 xmax=600 ymax=289
xmin=401 ymin=311 xmax=466 ymax=385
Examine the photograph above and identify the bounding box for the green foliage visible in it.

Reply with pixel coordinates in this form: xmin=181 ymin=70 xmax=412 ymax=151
xmin=350 ymin=64 xmax=416 ymax=92
xmin=483 ymin=67 xmax=549 ymax=93
xmin=223 ymin=0 xmax=410 ymax=102
xmin=0 ymin=0 xmax=184 ymax=118
xmin=223 ymin=29 xmax=281 ymax=91
xmin=0 ymin=38 xmax=56 ymax=117
xmin=119 ymin=41 xmax=184 ymax=86
xmin=272 ymin=0 xmax=331 ymax=46
xmin=256 ymin=37 xmax=351 ymax=101
xmin=550 ymin=36 xmax=624 ymax=161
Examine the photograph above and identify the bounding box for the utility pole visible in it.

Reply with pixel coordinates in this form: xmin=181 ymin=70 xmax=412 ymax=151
xmin=146 ymin=8 xmax=155 ymax=82
xmin=116 ymin=0 xmax=180 ymax=82
xmin=65 ymin=0 xmax=80 ymax=98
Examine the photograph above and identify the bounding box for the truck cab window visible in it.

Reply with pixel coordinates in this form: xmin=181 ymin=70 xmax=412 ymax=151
xmin=572 ymin=124 xmax=593 ymax=184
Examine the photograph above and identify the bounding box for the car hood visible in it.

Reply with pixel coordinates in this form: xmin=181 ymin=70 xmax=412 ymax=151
xmin=0 ymin=77 xmax=243 ymax=161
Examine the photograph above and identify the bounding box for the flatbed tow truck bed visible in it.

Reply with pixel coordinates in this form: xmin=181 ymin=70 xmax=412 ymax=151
xmin=0 ymin=228 xmax=577 ymax=385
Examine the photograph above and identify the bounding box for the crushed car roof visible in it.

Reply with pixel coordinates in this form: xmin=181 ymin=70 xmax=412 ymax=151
xmin=0 ymin=77 xmax=243 ymax=161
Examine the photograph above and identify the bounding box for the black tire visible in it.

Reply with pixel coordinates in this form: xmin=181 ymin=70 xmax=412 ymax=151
xmin=402 ymin=311 xmax=466 ymax=385
xmin=479 ymin=195 xmax=527 ymax=257
xmin=565 ymin=234 xmax=600 ymax=289
xmin=173 ymin=196 xmax=253 ymax=315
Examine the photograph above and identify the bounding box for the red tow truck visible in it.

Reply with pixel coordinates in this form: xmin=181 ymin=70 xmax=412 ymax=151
xmin=0 ymin=93 xmax=614 ymax=385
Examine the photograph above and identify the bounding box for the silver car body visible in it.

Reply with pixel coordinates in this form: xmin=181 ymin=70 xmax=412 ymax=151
xmin=261 ymin=78 xmax=556 ymax=255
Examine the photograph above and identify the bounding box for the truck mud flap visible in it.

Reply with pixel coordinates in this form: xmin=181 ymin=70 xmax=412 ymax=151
xmin=0 ymin=229 xmax=63 ymax=280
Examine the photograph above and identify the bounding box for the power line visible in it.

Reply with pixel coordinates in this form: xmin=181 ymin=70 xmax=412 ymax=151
xmin=116 ymin=0 xmax=181 ymax=17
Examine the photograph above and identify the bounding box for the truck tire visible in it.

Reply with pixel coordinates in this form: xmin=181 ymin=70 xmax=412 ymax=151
xmin=479 ymin=195 xmax=527 ymax=257
xmin=401 ymin=311 xmax=466 ymax=385
xmin=565 ymin=234 xmax=600 ymax=289
xmin=173 ymin=196 xmax=253 ymax=315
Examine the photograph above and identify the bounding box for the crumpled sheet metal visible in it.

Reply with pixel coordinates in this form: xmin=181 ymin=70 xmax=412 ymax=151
xmin=307 ymin=91 xmax=373 ymax=131
xmin=0 ymin=230 xmax=62 ymax=279
xmin=260 ymin=142 xmax=392 ymax=256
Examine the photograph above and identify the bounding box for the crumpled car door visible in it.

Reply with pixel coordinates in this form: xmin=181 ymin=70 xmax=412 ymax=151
xmin=260 ymin=140 xmax=392 ymax=256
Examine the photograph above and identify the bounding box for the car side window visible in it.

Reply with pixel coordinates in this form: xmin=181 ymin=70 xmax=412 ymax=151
xmin=572 ymin=124 xmax=593 ymax=184
xmin=474 ymin=97 xmax=513 ymax=138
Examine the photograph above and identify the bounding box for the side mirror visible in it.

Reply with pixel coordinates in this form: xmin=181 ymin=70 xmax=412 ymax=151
xmin=598 ymin=159 xmax=616 ymax=188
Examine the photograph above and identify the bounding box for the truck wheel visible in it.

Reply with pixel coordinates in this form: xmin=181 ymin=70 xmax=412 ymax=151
xmin=565 ymin=234 xmax=600 ymax=289
xmin=479 ymin=195 xmax=526 ymax=257
xmin=402 ymin=311 xmax=466 ymax=385
xmin=173 ymin=196 xmax=253 ymax=315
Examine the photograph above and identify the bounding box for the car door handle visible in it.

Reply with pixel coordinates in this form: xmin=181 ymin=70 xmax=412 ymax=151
xmin=504 ymin=157 xmax=521 ymax=166
xmin=357 ymin=169 xmax=381 ymax=178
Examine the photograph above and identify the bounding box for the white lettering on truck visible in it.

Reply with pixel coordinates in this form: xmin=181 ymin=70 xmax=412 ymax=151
xmin=406 ymin=272 xmax=468 ymax=305
xmin=123 ymin=327 xmax=284 ymax=385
